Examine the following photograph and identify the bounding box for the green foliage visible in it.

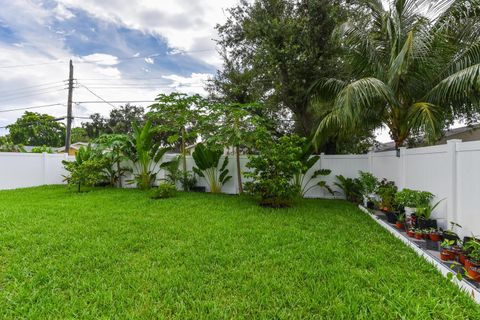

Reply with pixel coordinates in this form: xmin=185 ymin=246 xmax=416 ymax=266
xmin=71 ymin=127 xmax=90 ymax=143
xmin=7 ymin=112 xmax=65 ymax=147
xmin=245 ymin=135 xmax=304 ymax=207
xmin=180 ymin=171 xmax=197 ymax=192
xmin=192 ymin=143 xmax=232 ymax=193
xmin=214 ymin=0 xmax=345 ymax=135
xmin=395 ymin=189 xmax=434 ymax=208
xmin=358 ymin=171 xmax=378 ymax=196
xmin=150 ymin=182 xmax=177 ymax=199
xmin=94 ymin=134 xmax=131 ymax=187
xmin=62 ymin=144 xmax=107 ymax=192
xmin=82 ymin=104 xmax=145 ymax=139
xmin=376 ymin=179 xmax=398 ymax=211
xmin=148 ymin=93 xmax=207 ymax=190
xmin=31 ymin=145 xmax=54 ymax=153
xmin=125 ymin=120 xmax=169 ymax=190
xmin=292 ymin=139 xmax=333 ymax=197
xmin=313 ymin=0 xmax=480 ymax=148
xmin=334 ymin=175 xmax=362 ymax=203
xmin=160 ymin=156 xmax=182 ymax=185
xmin=0 ymin=136 xmax=26 ymax=153
xmin=416 ymin=199 xmax=444 ymax=220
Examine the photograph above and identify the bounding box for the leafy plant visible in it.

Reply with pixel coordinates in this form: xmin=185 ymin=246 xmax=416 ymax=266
xmin=95 ymin=134 xmax=131 ymax=187
xmin=292 ymin=140 xmax=333 ymax=197
xmin=358 ymin=171 xmax=378 ymax=197
xmin=160 ymin=155 xmax=182 ymax=185
xmin=192 ymin=143 xmax=232 ymax=193
xmin=416 ymin=198 xmax=444 ymax=220
xmin=464 ymin=239 xmax=480 ymax=263
xmin=245 ymin=135 xmax=304 ymax=208
xmin=125 ymin=120 xmax=169 ymax=190
xmin=31 ymin=145 xmax=54 ymax=153
xmin=180 ymin=171 xmax=197 ymax=191
xmin=376 ymin=179 xmax=398 ymax=211
xmin=150 ymin=182 xmax=177 ymax=199
xmin=62 ymin=144 xmax=107 ymax=192
xmin=334 ymin=175 xmax=362 ymax=203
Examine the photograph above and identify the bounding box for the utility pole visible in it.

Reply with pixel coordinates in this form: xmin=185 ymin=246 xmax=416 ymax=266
xmin=65 ymin=59 xmax=74 ymax=153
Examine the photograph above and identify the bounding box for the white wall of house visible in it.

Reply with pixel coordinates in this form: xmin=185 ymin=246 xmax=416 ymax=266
xmin=0 ymin=139 xmax=479 ymax=238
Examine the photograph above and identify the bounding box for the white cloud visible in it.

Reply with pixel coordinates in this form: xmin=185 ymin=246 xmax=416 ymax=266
xmin=56 ymin=0 xmax=240 ymax=66
xmin=80 ymin=53 xmax=119 ymax=66
xmin=144 ymin=57 xmax=154 ymax=64
xmin=54 ymin=4 xmax=76 ymax=21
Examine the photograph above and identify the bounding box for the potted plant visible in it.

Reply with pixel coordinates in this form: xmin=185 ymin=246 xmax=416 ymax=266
xmin=358 ymin=171 xmax=378 ymax=209
xmin=442 ymin=221 xmax=462 ymax=243
xmin=428 ymin=228 xmax=442 ymax=242
xmin=440 ymin=239 xmax=458 ymax=261
xmin=416 ymin=197 xmax=443 ymax=229
xmin=463 ymin=238 xmax=480 ymax=281
xmin=415 ymin=229 xmax=424 ymax=240
xmin=395 ymin=214 xmax=405 ymax=230
xmin=376 ymin=179 xmax=398 ymax=223
xmin=407 ymin=228 xmax=415 ymax=238
xmin=394 ymin=189 xmax=418 ymax=215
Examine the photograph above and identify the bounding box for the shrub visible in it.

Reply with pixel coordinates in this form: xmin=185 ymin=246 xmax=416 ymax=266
xmin=31 ymin=145 xmax=54 ymax=153
xmin=334 ymin=175 xmax=362 ymax=203
xmin=376 ymin=179 xmax=398 ymax=211
xmin=150 ymin=183 xmax=177 ymax=199
xmin=244 ymin=135 xmax=303 ymax=208
xmin=358 ymin=171 xmax=378 ymax=196
xmin=395 ymin=189 xmax=434 ymax=208
xmin=192 ymin=143 xmax=231 ymax=193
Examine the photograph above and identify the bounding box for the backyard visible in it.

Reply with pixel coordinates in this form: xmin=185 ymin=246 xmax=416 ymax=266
xmin=0 ymin=186 xmax=479 ymax=319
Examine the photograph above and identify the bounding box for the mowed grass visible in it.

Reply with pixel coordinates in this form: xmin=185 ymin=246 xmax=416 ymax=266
xmin=0 ymin=186 xmax=478 ymax=319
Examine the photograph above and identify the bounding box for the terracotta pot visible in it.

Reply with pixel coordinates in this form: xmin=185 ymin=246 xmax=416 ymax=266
xmin=415 ymin=232 xmax=423 ymax=240
xmin=440 ymin=249 xmax=456 ymax=261
xmin=395 ymin=222 xmax=404 ymax=229
xmin=429 ymin=233 xmax=441 ymax=242
xmin=407 ymin=230 xmax=415 ymax=238
xmin=465 ymin=260 xmax=480 ymax=281
xmin=459 ymin=253 xmax=466 ymax=266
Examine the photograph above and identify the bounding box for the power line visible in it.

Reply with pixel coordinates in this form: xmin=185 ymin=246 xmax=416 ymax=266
xmin=0 ymin=60 xmax=66 ymax=69
xmin=77 ymin=83 xmax=117 ymax=108
xmin=75 ymin=100 xmax=157 ymax=104
xmin=0 ymin=81 xmax=67 ymax=94
xmin=0 ymin=89 xmax=67 ymax=103
xmin=0 ymin=103 xmax=65 ymax=113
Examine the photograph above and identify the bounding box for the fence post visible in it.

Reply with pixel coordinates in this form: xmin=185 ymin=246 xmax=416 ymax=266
xmin=368 ymin=150 xmax=374 ymax=174
xmin=446 ymin=139 xmax=461 ymax=225
xmin=42 ymin=152 xmax=47 ymax=185
xmin=398 ymin=147 xmax=407 ymax=190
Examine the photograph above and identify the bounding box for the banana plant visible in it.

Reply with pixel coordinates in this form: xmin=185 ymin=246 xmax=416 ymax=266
xmin=126 ymin=119 xmax=169 ymax=190
xmin=192 ymin=143 xmax=231 ymax=193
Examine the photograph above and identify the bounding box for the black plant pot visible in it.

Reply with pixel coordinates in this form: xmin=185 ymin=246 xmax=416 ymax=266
xmin=191 ymin=186 xmax=206 ymax=193
xmin=417 ymin=218 xmax=437 ymax=229
xmin=385 ymin=212 xmax=398 ymax=224
xmin=367 ymin=201 xmax=375 ymax=209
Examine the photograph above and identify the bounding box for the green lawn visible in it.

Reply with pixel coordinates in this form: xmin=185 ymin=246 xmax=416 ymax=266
xmin=0 ymin=186 xmax=478 ymax=319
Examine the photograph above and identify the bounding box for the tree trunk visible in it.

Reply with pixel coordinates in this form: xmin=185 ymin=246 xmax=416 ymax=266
xmin=117 ymin=161 xmax=122 ymax=188
xmin=235 ymin=144 xmax=243 ymax=194
xmin=181 ymin=127 xmax=188 ymax=191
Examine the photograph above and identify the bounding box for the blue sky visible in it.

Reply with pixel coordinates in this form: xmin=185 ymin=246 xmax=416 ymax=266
xmin=0 ymin=0 xmax=237 ymax=134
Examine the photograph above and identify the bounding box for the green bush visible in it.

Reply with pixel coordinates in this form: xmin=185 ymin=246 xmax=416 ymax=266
xmin=376 ymin=179 xmax=398 ymax=211
xmin=358 ymin=171 xmax=378 ymax=196
xmin=395 ymin=189 xmax=434 ymax=208
xmin=334 ymin=175 xmax=362 ymax=203
xmin=150 ymin=183 xmax=177 ymax=199
xmin=244 ymin=135 xmax=303 ymax=208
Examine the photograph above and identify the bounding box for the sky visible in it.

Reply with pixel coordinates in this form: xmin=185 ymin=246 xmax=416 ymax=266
xmin=0 ymin=0 xmax=240 ymax=135
xmin=0 ymin=0 xmax=396 ymax=142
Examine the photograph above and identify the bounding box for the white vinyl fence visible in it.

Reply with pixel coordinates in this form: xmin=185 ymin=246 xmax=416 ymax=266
xmin=0 ymin=139 xmax=479 ymax=237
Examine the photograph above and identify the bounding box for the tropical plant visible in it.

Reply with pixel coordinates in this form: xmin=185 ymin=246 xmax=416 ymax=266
xmin=125 ymin=120 xmax=169 ymax=190
xmin=376 ymin=179 xmax=398 ymax=211
xmin=62 ymin=144 xmax=107 ymax=192
xmin=95 ymin=134 xmax=130 ymax=187
xmin=334 ymin=175 xmax=362 ymax=203
xmin=192 ymin=143 xmax=232 ymax=193
xmin=416 ymin=198 xmax=444 ymax=220
xmin=148 ymin=93 xmax=208 ymax=191
xmin=292 ymin=141 xmax=334 ymax=197
xmin=244 ymin=135 xmax=304 ymax=207
xmin=358 ymin=171 xmax=378 ymax=198
xmin=160 ymin=155 xmax=182 ymax=185
xmin=313 ymin=0 xmax=480 ymax=149
xmin=150 ymin=182 xmax=177 ymax=199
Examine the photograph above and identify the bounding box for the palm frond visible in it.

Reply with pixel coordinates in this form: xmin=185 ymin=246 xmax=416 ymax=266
xmin=408 ymin=102 xmax=442 ymax=142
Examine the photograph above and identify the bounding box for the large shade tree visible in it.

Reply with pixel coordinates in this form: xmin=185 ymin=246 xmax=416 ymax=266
xmin=313 ymin=0 xmax=480 ymax=148
xmin=7 ymin=112 xmax=65 ymax=147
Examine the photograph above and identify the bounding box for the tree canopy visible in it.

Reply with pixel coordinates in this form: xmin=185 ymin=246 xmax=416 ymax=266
xmin=7 ymin=112 xmax=65 ymax=147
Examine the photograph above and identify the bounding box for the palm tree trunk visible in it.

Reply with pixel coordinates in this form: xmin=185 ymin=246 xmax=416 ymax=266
xmin=235 ymin=144 xmax=243 ymax=194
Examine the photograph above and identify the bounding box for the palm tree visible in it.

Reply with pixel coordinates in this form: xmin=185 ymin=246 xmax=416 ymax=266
xmin=313 ymin=0 xmax=480 ymax=148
